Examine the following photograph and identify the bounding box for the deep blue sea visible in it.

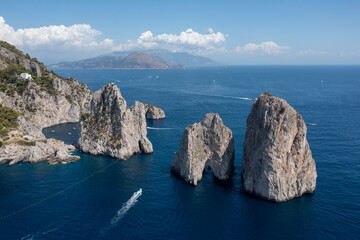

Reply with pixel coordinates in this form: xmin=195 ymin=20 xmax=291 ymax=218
xmin=0 ymin=66 xmax=359 ymax=239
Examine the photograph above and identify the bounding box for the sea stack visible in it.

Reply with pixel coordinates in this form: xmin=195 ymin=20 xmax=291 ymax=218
xmin=143 ymin=102 xmax=166 ymax=119
xmin=171 ymin=113 xmax=234 ymax=186
xmin=242 ymin=92 xmax=317 ymax=202
xmin=78 ymin=83 xmax=153 ymax=159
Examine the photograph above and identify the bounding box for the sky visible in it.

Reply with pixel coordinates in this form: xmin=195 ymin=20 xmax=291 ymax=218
xmin=0 ymin=0 xmax=359 ymax=65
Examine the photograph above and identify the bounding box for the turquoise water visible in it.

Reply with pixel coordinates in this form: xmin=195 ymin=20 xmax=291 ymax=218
xmin=0 ymin=66 xmax=359 ymax=239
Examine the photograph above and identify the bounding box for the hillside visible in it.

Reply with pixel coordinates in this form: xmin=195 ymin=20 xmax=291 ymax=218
xmin=49 ymin=49 xmax=215 ymax=69
xmin=118 ymin=52 xmax=171 ymax=69
xmin=0 ymin=40 xmax=93 ymax=164
xmin=49 ymin=51 xmax=176 ymax=69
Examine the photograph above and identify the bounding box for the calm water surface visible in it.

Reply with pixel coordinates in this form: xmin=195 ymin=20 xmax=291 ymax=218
xmin=0 ymin=66 xmax=359 ymax=239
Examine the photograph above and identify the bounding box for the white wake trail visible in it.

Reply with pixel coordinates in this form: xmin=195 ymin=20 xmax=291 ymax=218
xmin=147 ymin=127 xmax=177 ymax=130
xmin=100 ymin=189 xmax=142 ymax=235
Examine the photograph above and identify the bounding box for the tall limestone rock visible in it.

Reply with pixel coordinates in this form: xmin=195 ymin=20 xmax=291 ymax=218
xmin=78 ymin=83 xmax=153 ymax=159
xmin=242 ymin=93 xmax=317 ymax=202
xmin=171 ymin=113 xmax=234 ymax=186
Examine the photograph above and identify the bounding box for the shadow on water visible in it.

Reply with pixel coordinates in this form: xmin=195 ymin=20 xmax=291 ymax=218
xmin=42 ymin=122 xmax=80 ymax=145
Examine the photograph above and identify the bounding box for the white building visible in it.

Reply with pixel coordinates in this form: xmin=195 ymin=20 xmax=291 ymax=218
xmin=20 ymin=73 xmax=32 ymax=80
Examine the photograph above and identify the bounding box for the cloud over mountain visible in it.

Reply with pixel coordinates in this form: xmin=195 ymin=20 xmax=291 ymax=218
xmin=0 ymin=16 xmax=226 ymax=55
xmin=235 ymin=41 xmax=290 ymax=55
xmin=0 ymin=16 xmax=298 ymax=63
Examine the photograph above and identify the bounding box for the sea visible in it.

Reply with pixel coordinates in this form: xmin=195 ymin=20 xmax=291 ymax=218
xmin=0 ymin=66 xmax=359 ymax=239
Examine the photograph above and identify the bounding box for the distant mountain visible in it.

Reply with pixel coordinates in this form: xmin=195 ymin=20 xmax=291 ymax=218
xmin=49 ymin=49 xmax=215 ymax=69
xmin=111 ymin=49 xmax=216 ymax=67
xmin=119 ymin=52 xmax=171 ymax=69
xmin=49 ymin=52 xmax=174 ymax=69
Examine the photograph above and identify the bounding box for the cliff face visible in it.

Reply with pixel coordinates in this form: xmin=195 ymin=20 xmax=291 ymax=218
xmin=0 ymin=42 xmax=165 ymax=164
xmin=242 ymin=93 xmax=317 ymax=202
xmin=78 ymin=83 xmax=153 ymax=159
xmin=143 ymin=103 xmax=165 ymax=119
xmin=0 ymin=44 xmax=93 ymax=127
xmin=0 ymin=41 xmax=92 ymax=164
xmin=171 ymin=113 xmax=234 ymax=186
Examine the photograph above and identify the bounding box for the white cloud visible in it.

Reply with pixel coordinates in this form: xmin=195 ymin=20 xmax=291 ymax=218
xmin=298 ymin=49 xmax=327 ymax=56
xmin=235 ymin=41 xmax=290 ymax=55
xmin=0 ymin=16 xmax=227 ymax=59
xmin=114 ymin=28 xmax=226 ymax=52
xmin=0 ymin=16 xmax=113 ymax=50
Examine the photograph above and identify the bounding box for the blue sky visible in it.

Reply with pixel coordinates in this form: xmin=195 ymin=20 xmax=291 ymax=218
xmin=0 ymin=0 xmax=359 ymax=64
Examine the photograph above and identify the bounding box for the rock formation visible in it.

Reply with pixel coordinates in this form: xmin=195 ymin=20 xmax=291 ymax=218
xmin=0 ymin=138 xmax=79 ymax=165
xmin=242 ymin=92 xmax=317 ymax=202
xmin=171 ymin=113 xmax=234 ymax=186
xmin=143 ymin=102 xmax=165 ymax=119
xmin=78 ymin=83 xmax=153 ymax=159
xmin=0 ymin=41 xmax=92 ymax=164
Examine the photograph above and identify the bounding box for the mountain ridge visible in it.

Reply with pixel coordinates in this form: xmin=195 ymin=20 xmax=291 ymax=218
xmin=49 ymin=49 xmax=216 ymax=69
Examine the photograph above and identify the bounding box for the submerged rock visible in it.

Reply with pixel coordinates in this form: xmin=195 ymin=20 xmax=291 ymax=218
xmin=78 ymin=83 xmax=153 ymax=159
xmin=143 ymin=102 xmax=165 ymax=119
xmin=171 ymin=113 xmax=234 ymax=186
xmin=242 ymin=93 xmax=317 ymax=202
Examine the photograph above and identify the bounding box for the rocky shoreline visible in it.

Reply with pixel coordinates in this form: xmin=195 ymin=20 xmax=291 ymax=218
xmin=0 ymin=41 xmax=317 ymax=202
xmin=0 ymin=42 xmax=163 ymax=164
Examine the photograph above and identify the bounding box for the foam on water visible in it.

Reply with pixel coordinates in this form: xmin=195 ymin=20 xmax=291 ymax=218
xmin=147 ymin=127 xmax=177 ymax=130
xmin=21 ymin=224 xmax=59 ymax=240
xmin=101 ymin=188 xmax=142 ymax=235
xmin=110 ymin=188 xmax=142 ymax=225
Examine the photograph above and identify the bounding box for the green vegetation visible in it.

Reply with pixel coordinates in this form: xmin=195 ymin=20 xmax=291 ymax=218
xmin=0 ymin=41 xmax=26 ymax=58
xmin=16 ymin=140 xmax=36 ymax=146
xmin=50 ymin=70 xmax=64 ymax=80
xmin=0 ymin=128 xmax=8 ymax=137
xmin=263 ymin=92 xmax=272 ymax=97
xmin=0 ymin=104 xmax=19 ymax=130
xmin=25 ymin=104 xmax=37 ymax=113
xmin=0 ymin=141 xmax=2 ymax=147
xmin=65 ymin=95 xmax=73 ymax=103
xmin=0 ymin=42 xmax=60 ymax=95
xmin=34 ymin=70 xmax=57 ymax=94
xmin=0 ymin=63 xmax=32 ymax=95
xmin=81 ymin=113 xmax=90 ymax=121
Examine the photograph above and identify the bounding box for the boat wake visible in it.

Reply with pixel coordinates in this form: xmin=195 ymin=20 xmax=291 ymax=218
xmin=101 ymin=189 xmax=142 ymax=234
xmin=110 ymin=188 xmax=142 ymax=225
xmin=217 ymin=95 xmax=252 ymax=101
xmin=147 ymin=127 xmax=177 ymax=130
xmin=21 ymin=224 xmax=59 ymax=240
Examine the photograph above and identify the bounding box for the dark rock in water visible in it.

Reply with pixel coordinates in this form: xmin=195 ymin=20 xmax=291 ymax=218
xmin=242 ymin=93 xmax=317 ymax=202
xmin=171 ymin=113 xmax=234 ymax=186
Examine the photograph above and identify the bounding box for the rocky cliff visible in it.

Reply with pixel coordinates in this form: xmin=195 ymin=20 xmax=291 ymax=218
xmin=143 ymin=102 xmax=165 ymax=119
xmin=242 ymin=93 xmax=317 ymax=202
xmin=171 ymin=113 xmax=234 ymax=186
xmin=0 ymin=41 xmax=92 ymax=164
xmin=77 ymin=83 xmax=153 ymax=159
